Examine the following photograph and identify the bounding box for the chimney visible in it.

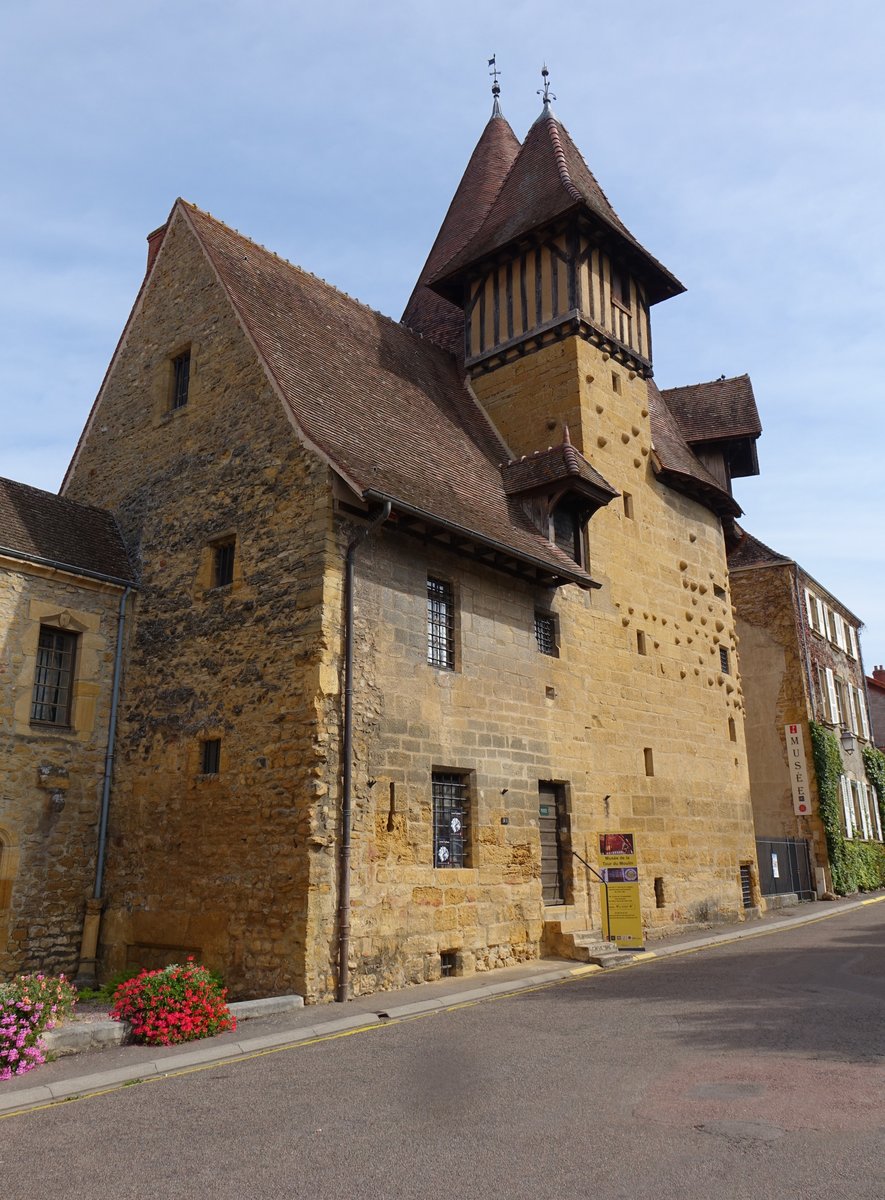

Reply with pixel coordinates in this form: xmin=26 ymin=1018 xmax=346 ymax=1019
xmin=873 ymin=665 xmax=885 ymax=684
xmin=146 ymin=223 xmax=168 ymax=274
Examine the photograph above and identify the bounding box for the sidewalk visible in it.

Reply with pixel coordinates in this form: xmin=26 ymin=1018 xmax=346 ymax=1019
xmin=3 ymin=891 xmax=882 ymax=1116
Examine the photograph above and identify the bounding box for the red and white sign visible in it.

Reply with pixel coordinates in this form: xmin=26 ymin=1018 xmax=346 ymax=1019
xmin=785 ymin=723 xmax=812 ymax=817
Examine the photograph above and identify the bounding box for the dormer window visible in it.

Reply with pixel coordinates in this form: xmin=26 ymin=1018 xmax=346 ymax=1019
xmin=551 ymin=500 xmax=585 ymax=566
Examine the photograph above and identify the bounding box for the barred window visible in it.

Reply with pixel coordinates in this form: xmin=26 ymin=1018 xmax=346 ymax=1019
xmin=427 ymin=578 xmax=454 ymax=669
xmin=201 ymin=739 xmax=221 ymax=775
xmin=171 ymin=349 xmax=191 ymax=410
xmin=432 ymin=772 xmax=470 ymax=868
xmin=31 ymin=627 xmax=77 ymax=725
xmin=213 ymin=539 xmax=235 ymax=588
xmin=534 ymin=611 xmax=558 ymax=656
xmin=719 ymin=646 xmax=730 ymax=674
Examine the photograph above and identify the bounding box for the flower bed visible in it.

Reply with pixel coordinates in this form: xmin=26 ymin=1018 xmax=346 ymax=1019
xmin=110 ymin=959 xmax=235 ymax=1046
xmin=0 ymin=974 xmax=76 ymax=1080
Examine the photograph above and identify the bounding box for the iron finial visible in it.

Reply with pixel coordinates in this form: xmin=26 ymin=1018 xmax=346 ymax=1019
xmin=537 ymin=63 xmax=556 ymax=108
xmin=488 ymin=54 xmax=502 ymax=116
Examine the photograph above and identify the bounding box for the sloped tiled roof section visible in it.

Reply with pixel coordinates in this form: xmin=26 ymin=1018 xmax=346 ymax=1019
xmin=501 ymin=440 xmax=617 ymax=503
xmin=647 ymin=382 xmax=741 ymax=518
xmin=661 ymin=375 xmax=762 ymax=446
xmin=430 ymin=108 xmax=684 ymax=305
xmin=402 ymin=111 xmax=521 ymax=355
xmin=726 ymin=524 xmax=792 ymax=571
xmin=181 ymin=203 xmax=595 ymax=587
xmin=0 ymin=476 xmax=134 ymax=582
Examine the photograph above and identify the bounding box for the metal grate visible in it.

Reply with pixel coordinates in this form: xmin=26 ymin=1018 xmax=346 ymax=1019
xmin=739 ymin=864 xmax=753 ymax=908
xmin=534 ymin=612 xmax=557 ymax=656
xmin=31 ymin=627 xmax=77 ymax=724
xmin=171 ymin=349 xmax=190 ymax=409
xmin=440 ymin=951 xmax=457 ymax=977
xmin=427 ymin=578 xmax=455 ymax=669
xmin=432 ymin=772 xmax=469 ymax=867
xmin=720 ymin=646 xmax=730 ymax=674
xmin=213 ymin=540 xmax=236 ymax=588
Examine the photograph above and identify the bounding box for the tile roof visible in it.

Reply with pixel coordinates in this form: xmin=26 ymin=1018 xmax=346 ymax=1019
xmin=500 ymin=438 xmax=617 ymax=504
xmin=646 ymin=382 xmax=741 ymax=518
xmin=726 ymin=524 xmax=792 ymax=571
xmin=402 ymin=111 xmax=521 ymax=356
xmin=180 ymin=203 xmax=596 ymax=588
xmin=0 ymin=476 xmax=134 ymax=582
xmin=430 ymin=108 xmax=684 ymax=305
xmin=661 ymin=375 xmax=762 ymax=445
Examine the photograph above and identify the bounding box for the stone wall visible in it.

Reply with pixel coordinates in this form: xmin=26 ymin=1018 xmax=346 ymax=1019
xmin=64 ymin=211 xmax=335 ymax=999
xmin=0 ymin=560 xmax=123 ymax=977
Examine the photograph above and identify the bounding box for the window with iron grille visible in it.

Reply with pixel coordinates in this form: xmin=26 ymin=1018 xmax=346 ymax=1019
xmin=31 ymin=627 xmax=77 ymax=725
xmin=201 ymin=738 xmax=221 ymax=775
xmin=171 ymin=348 xmax=191 ymax=410
xmin=432 ymin=772 xmax=470 ymax=868
xmin=213 ymin=539 xmax=235 ymax=588
xmin=427 ymin=578 xmax=455 ymax=669
xmin=534 ymin=611 xmax=558 ymax=656
xmin=719 ymin=646 xmax=730 ymax=674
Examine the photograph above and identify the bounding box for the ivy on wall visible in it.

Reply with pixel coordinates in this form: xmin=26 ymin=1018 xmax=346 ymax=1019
xmin=809 ymin=722 xmax=885 ymax=894
xmin=862 ymin=743 xmax=885 ymax=831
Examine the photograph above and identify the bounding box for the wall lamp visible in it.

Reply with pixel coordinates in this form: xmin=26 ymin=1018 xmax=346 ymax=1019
xmin=840 ymin=729 xmax=856 ymax=755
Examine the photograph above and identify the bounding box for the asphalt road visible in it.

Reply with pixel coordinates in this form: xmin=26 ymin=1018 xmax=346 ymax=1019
xmin=3 ymin=905 xmax=884 ymax=1200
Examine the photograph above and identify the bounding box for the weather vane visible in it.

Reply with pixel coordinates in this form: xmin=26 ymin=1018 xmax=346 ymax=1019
xmin=537 ymin=63 xmax=556 ymax=106
xmin=488 ymin=54 xmax=501 ymax=98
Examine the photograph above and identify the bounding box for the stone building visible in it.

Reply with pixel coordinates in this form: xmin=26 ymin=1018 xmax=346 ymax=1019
xmin=0 ymin=477 xmax=133 ymax=979
xmin=728 ymin=527 xmax=881 ymax=897
xmin=866 ymin=667 xmax=885 ymax=751
xmin=51 ymin=94 xmax=768 ymax=1002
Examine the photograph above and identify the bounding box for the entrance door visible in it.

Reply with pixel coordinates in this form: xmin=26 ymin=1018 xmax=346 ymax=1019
xmin=539 ymin=783 xmax=567 ymax=905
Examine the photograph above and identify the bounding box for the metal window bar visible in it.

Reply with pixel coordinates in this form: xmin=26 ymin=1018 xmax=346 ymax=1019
xmin=172 ymin=350 xmax=190 ymax=409
xmin=31 ymin=628 xmax=76 ymax=724
xmin=534 ymin=612 xmax=557 ymax=656
xmin=739 ymin=864 xmax=753 ymax=909
xmin=432 ymin=773 xmax=468 ymax=868
xmin=427 ymin=578 xmax=454 ymax=669
xmin=202 ymin=739 xmax=221 ymax=775
xmin=719 ymin=646 xmax=730 ymax=674
xmin=213 ymin=541 xmax=235 ymax=588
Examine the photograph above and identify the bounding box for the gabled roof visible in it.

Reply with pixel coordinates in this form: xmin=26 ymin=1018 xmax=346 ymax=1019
xmin=176 ymin=202 xmax=595 ymax=589
xmin=646 ymin=382 xmax=741 ymax=518
xmin=726 ymin=525 xmax=792 ymax=571
xmin=0 ymin=476 xmax=134 ymax=583
xmin=430 ymin=107 xmax=684 ymax=305
xmin=402 ymin=110 xmax=521 ymax=355
xmin=500 ymin=436 xmax=617 ymax=508
xmin=661 ymin=375 xmax=762 ymax=446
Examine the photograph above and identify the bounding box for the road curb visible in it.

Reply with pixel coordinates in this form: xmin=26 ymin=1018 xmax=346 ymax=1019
xmin=3 ymin=892 xmax=882 ymax=1117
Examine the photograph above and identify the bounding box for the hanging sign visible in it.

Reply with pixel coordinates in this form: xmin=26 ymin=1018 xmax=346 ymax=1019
xmin=598 ymin=832 xmax=643 ymax=949
xmin=785 ymin=723 xmax=812 ymax=817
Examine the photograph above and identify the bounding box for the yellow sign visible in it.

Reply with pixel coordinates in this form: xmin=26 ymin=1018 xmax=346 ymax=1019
xmin=599 ymin=832 xmax=644 ymax=949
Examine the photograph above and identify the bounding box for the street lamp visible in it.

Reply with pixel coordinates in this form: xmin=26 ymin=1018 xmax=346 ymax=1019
xmin=840 ymin=729 xmax=855 ymax=755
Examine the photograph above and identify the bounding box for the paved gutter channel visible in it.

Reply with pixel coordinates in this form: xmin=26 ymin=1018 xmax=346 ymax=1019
xmin=2 ymin=891 xmax=882 ymax=1116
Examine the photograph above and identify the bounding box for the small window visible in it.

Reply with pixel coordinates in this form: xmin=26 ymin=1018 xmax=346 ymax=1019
xmin=654 ymin=877 xmax=666 ymax=909
xmin=713 ymin=584 xmax=726 ymax=601
xmin=427 ymin=578 xmax=455 ymax=669
xmin=643 ymin=747 xmax=654 ymax=777
xmin=534 ymin=611 xmax=558 ymax=656
xmin=432 ymin=772 xmax=470 ymax=868
xmin=719 ymin=646 xmax=730 ymax=674
xmin=171 ymin=349 xmax=191 ymax=410
xmin=213 ymin=540 xmax=235 ymax=588
xmin=637 ymin=630 xmax=648 ymax=656
xmin=31 ymin=627 xmax=77 ymax=725
xmin=622 ymin=492 xmax=633 ymax=519
xmin=611 ymin=264 xmax=630 ymax=309
xmin=611 ymin=372 xmax=621 ymax=394
xmin=440 ymin=950 xmax=457 ymax=977
xmin=728 ymin=717 xmax=737 ymax=742
xmin=201 ymin=739 xmax=221 ymax=775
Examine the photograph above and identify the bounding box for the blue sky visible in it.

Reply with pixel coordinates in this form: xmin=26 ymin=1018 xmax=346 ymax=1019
xmin=2 ymin=1 xmax=883 ymax=668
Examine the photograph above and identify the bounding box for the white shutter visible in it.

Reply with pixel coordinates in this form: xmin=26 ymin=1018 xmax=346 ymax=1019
xmin=869 ymin=784 xmax=883 ymax=841
xmin=835 ymin=616 xmax=846 ymax=652
xmin=848 ymin=624 xmax=859 ymax=660
xmin=859 ymin=689 xmax=870 ymax=740
xmin=815 ymin=597 xmax=826 ymax=634
xmin=856 ymin=781 xmax=871 ymax=839
xmin=846 ymin=684 xmax=859 ymax=734
xmin=840 ymin=775 xmax=854 ymax=835
xmin=805 ymin=589 xmax=816 ymax=629
xmin=826 ymin=668 xmax=839 ymax=725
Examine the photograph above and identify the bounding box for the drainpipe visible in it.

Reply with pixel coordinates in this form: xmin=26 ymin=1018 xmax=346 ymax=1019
xmin=336 ymin=503 xmax=391 ymax=1003
xmin=75 ymin=585 xmax=131 ymax=986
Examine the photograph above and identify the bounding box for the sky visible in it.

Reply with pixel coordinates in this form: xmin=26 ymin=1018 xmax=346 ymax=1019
xmin=1 ymin=1 xmax=883 ymax=668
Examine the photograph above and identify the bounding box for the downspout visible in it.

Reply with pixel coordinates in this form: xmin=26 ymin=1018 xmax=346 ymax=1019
xmin=336 ymin=502 xmax=391 ymax=1003
xmin=75 ymin=585 xmax=131 ymax=986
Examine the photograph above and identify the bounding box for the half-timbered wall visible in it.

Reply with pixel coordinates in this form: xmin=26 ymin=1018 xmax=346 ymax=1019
xmin=465 ymin=229 xmax=651 ymax=369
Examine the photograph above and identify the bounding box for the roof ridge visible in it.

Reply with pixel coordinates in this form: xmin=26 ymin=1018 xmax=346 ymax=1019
xmin=662 ymin=373 xmax=751 ymax=393
xmin=542 ymin=114 xmax=584 ymax=206
xmin=179 ymin=200 xmax=458 ymax=364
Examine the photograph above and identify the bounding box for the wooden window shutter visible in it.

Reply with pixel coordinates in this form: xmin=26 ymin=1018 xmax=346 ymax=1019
xmin=826 ymin=668 xmax=839 ymax=724
xmin=840 ymin=775 xmax=854 ymax=835
xmin=858 ymin=689 xmax=870 ymax=740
